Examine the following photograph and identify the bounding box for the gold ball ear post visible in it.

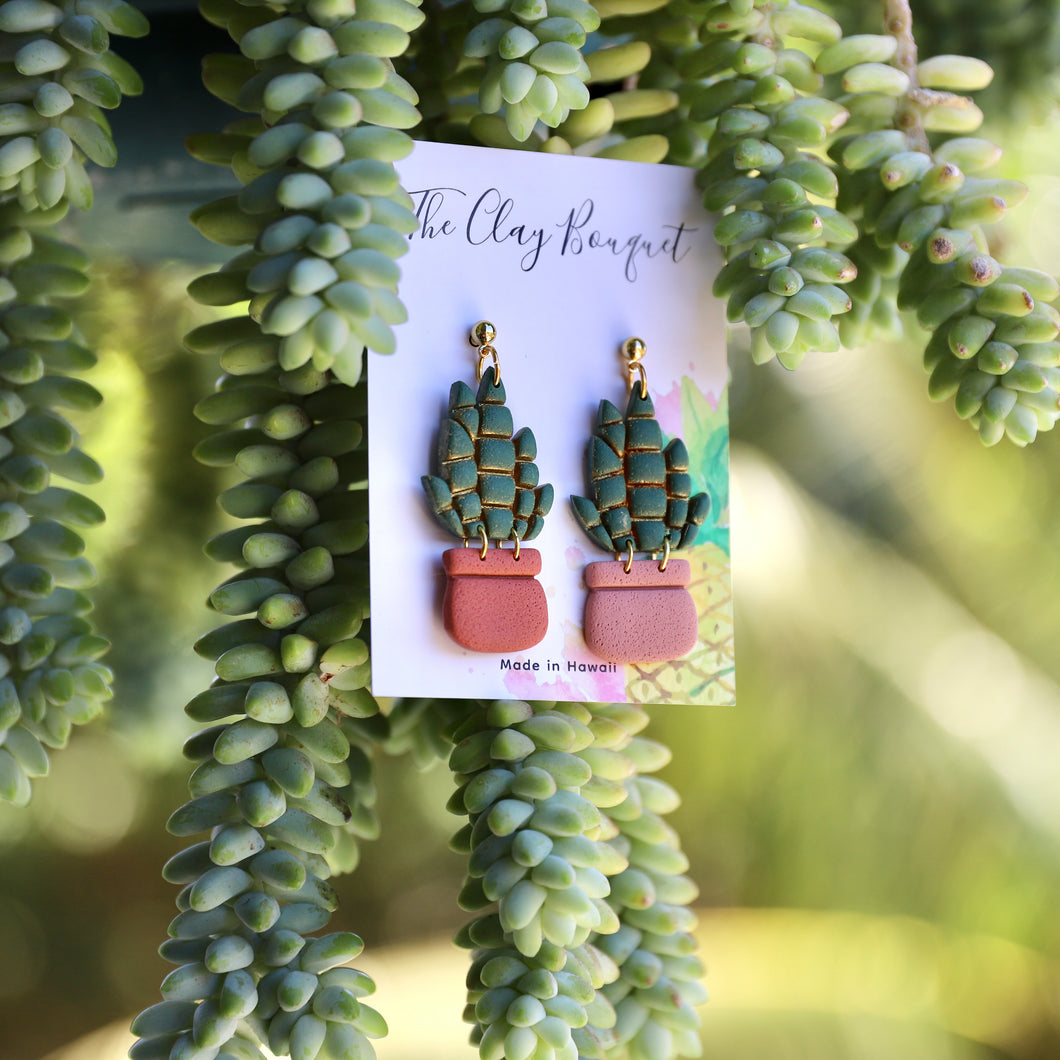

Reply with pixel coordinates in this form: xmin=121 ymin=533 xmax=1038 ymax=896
xmin=623 ymin=336 xmax=646 ymax=362
xmin=470 ymin=320 xmax=497 ymax=348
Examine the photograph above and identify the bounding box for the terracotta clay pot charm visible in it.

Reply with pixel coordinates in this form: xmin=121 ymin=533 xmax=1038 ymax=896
xmin=583 ymin=558 xmax=696 ymax=662
xmin=443 ymin=547 xmax=548 ymax=652
xmin=571 ymin=338 xmax=710 ymax=665
xmin=422 ymin=322 xmax=553 ymax=653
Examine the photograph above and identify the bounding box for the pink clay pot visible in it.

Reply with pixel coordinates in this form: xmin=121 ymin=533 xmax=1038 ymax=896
xmin=583 ymin=558 xmax=697 ymax=663
xmin=442 ymin=547 xmax=548 ymax=653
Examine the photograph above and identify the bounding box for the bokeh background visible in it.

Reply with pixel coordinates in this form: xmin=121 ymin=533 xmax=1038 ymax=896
xmin=5 ymin=1 xmax=1060 ymax=1057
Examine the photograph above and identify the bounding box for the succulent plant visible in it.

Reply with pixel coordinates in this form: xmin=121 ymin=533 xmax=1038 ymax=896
xmin=129 ymin=353 xmax=387 ymax=1060
xmin=0 ymin=0 xmax=148 ymax=212
xmin=570 ymin=385 xmax=710 ymax=558
xmin=461 ymin=0 xmax=598 ymax=143
xmin=185 ymin=0 xmax=425 ymax=385
xmin=130 ymin=0 xmax=413 ymax=1033
xmin=422 ymin=367 xmax=554 ymax=547
xmin=448 ymin=698 xmax=629 ymax=1060
xmin=818 ymin=3 xmax=1060 ymax=446
xmin=682 ymin=0 xmax=861 ymax=370
xmin=73 ymin=0 xmax=1060 ymax=1055
xmin=677 ymin=0 xmax=1060 ymax=444
xmin=591 ymin=708 xmax=705 ymax=1060
xmin=0 ymin=221 xmax=113 ymax=805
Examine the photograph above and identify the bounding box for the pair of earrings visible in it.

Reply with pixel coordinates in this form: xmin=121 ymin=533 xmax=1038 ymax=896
xmin=421 ymin=322 xmax=711 ymax=665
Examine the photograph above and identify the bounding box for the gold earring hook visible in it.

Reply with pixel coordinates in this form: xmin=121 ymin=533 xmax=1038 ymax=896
xmin=623 ymin=336 xmax=647 ymax=399
xmin=470 ymin=319 xmax=501 ymax=385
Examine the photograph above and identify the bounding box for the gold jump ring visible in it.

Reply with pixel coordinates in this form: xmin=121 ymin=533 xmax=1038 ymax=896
xmin=658 ymin=535 xmax=670 ymax=573
xmin=476 ymin=347 xmax=501 ymax=385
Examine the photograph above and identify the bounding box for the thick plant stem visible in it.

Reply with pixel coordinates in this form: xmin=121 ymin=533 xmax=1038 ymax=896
xmin=885 ymin=0 xmax=929 ymax=152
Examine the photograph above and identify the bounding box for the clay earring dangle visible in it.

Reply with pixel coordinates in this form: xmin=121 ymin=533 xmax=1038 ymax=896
xmin=421 ymin=321 xmax=554 ymax=653
xmin=570 ymin=337 xmax=711 ymax=663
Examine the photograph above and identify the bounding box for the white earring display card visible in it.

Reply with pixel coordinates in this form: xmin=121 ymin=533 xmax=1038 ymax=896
xmin=368 ymin=139 xmax=733 ymax=706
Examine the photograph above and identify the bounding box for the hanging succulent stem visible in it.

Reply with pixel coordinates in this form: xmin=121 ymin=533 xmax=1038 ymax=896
xmin=130 ymin=0 xmax=434 ymax=1054
xmin=129 ymin=361 xmax=388 ymax=1060
xmin=449 ymin=699 xmax=627 ymax=1060
xmin=461 ymin=0 xmax=598 ymax=143
xmin=446 ymin=701 xmax=707 ymax=1060
xmin=0 ymin=210 xmax=112 ymax=805
xmin=188 ymin=0 xmax=425 ymax=379
xmin=591 ymin=706 xmax=704 ymax=1060
xmin=689 ymin=2 xmax=862 ymax=370
xmin=0 ymin=0 xmax=148 ymax=805
xmin=828 ymin=0 xmax=1060 ymax=445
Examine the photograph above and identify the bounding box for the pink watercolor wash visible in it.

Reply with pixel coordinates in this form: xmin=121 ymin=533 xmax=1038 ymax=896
xmin=653 ymin=380 xmax=685 ymax=437
xmin=562 ymin=622 xmax=628 ymax=700
xmin=654 ymin=378 xmax=722 ymax=439
xmin=499 ymin=620 xmax=628 ymax=702
xmin=565 ymin=543 xmax=589 ymax=570
xmin=501 ymin=671 xmax=587 ymax=702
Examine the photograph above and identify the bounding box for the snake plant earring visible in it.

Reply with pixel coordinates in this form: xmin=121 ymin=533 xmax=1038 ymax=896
xmin=570 ymin=336 xmax=711 ymax=663
xmin=421 ymin=321 xmax=554 ymax=653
